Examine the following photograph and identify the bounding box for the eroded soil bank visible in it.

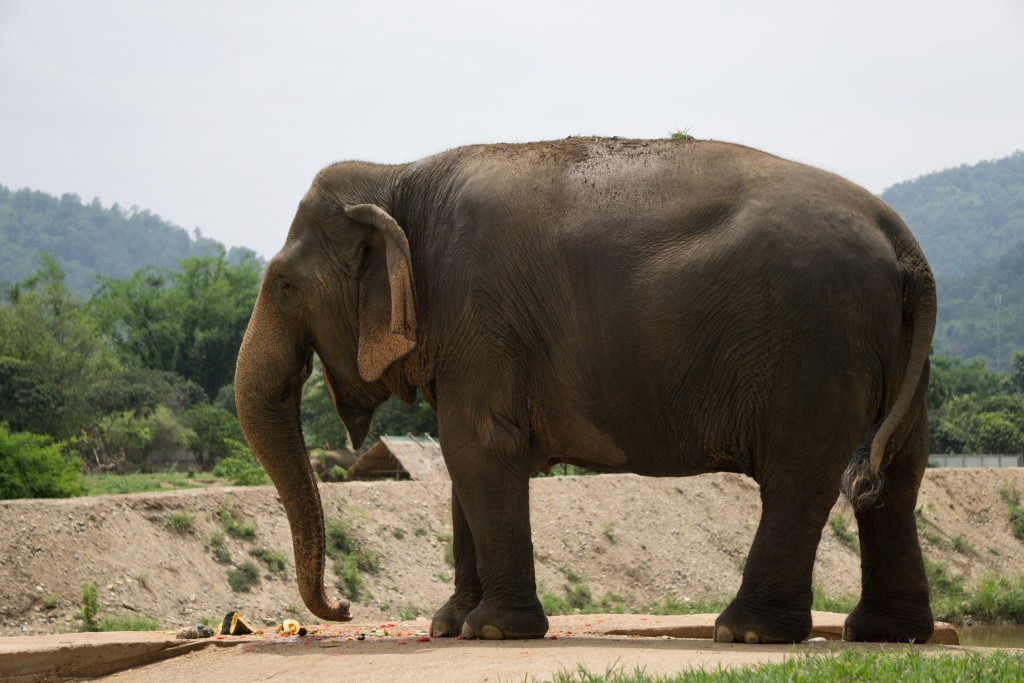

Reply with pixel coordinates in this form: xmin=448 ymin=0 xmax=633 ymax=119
xmin=1 ymin=469 xmax=1022 ymax=637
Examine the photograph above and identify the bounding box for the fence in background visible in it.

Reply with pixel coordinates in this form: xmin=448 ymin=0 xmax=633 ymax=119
xmin=929 ymin=454 xmax=1023 ymax=468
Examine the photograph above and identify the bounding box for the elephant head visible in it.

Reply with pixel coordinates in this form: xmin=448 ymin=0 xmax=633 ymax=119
xmin=234 ymin=165 xmax=416 ymax=620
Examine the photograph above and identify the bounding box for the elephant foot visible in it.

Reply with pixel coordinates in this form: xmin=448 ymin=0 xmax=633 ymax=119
xmin=714 ymin=600 xmax=811 ymax=644
xmin=459 ymin=599 xmax=549 ymax=640
xmin=843 ymin=602 xmax=934 ymax=643
xmin=430 ymin=591 xmax=482 ymax=637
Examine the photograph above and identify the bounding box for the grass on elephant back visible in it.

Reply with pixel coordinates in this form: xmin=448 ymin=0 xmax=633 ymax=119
xmin=552 ymin=650 xmax=1024 ymax=683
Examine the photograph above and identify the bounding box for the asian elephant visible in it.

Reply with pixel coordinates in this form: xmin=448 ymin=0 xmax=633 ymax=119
xmin=235 ymin=137 xmax=937 ymax=644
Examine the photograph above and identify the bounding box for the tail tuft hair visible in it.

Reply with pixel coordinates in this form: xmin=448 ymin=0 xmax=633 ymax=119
xmin=841 ymin=437 xmax=885 ymax=512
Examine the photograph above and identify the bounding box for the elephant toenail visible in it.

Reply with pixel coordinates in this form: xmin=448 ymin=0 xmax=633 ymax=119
xmin=480 ymin=625 xmax=504 ymax=640
xmin=714 ymin=625 xmax=735 ymax=642
xmin=743 ymin=630 xmax=760 ymax=644
xmin=461 ymin=623 xmax=475 ymax=639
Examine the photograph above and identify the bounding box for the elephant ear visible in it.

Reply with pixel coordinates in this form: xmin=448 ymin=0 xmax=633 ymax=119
xmin=344 ymin=204 xmax=417 ymax=382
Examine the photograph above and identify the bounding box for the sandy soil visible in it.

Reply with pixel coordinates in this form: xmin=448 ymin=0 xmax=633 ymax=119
xmin=1 ymin=469 xmax=1023 ymax=639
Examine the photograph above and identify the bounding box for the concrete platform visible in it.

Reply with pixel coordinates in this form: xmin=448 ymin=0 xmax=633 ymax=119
xmin=0 ymin=613 xmax=961 ymax=682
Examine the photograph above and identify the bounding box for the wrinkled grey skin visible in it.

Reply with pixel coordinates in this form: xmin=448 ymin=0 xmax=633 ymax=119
xmin=235 ymin=138 xmax=937 ymax=644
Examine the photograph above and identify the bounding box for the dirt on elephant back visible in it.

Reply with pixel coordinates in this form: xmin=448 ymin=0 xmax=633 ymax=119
xmin=1 ymin=469 xmax=1023 ymax=638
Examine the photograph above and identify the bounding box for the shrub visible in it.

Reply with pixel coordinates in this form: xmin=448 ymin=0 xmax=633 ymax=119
xmin=213 ymin=439 xmax=269 ymax=486
xmin=206 ymin=531 xmax=232 ymax=564
xmin=79 ymin=582 xmax=101 ymax=631
xmin=830 ymin=514 xmax=860 ymax=552
xmin=183 ymin=404 xmax=242 ymax=470
xmin=165 ymin=512 xmax=195 ymax=534
xmin=227 ymin=562 xmax=261 ymax=592
xmin=335 ymin=554 xmax=364 ymax=600
xmin=1001 ymin=483 xmax=1024 ymax=541
xmin=250 ymin=547 xmax=287 ymax=575
xmin=0 ymin=423 xmax=83 ymax=499
xmin=326 ymin=516 xmax=381 ymax=600
xmin=325 ymin=518 xmax=358 ymax=558
xmin=216 ymin=500 xmax=257 ymax=539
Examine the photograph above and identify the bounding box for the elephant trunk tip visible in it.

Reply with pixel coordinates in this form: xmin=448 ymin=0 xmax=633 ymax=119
xmin=309 ymin=595 xmax=354 ymax=623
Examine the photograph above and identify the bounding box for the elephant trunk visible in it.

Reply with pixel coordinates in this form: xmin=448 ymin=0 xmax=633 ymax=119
xmin=235 ymin=293 xmax=352 ymax=622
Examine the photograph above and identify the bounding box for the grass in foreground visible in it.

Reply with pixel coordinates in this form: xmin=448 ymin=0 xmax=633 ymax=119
xmin=549 ymin=650 xmax=1024 ymax=682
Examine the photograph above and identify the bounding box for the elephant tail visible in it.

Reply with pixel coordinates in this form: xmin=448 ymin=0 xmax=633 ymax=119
xmin=842 ymin=255 xmax=937 ymax=511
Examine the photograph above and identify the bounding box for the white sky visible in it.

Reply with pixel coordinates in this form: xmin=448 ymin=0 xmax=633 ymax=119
xmin=2 ymin=0 xmax=1022 ymax=259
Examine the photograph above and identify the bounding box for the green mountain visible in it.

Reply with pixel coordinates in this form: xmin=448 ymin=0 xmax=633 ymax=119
xmin=0 ymin=185 xmax=257 ymax=296
xmin=934 ymin=241 xmax=1024 ymax=372
xmin=881 ymin=151 xmax=1024 ymax=280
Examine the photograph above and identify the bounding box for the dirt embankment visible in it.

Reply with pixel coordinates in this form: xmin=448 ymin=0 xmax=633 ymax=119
xmin=1 ymin=469 xmax=1022 ymax=637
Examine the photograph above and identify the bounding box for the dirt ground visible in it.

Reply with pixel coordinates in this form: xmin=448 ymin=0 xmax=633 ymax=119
xmin=2 ymin=468 xmax=1023 ymax=641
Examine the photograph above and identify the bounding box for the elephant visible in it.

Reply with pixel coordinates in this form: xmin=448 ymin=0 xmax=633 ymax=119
xmin=235 ymin=136 xmax=937 ymax=644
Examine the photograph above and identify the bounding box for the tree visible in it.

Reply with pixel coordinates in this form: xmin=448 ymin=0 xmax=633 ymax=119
xmin=928 ymin=359 xmax=1024 ymax=454
xmin=368 ymin=394 xmax=438 ymax=442
xmin=301 ymin=361 xmax=349 ymax=450
xmin=0 ymin=357 xmax=63 ymax=435
xmin=0 ymin=256 xmax=115 ymax=436
xmin=79 ymin=406 xmax=194 ymax=472
xmin=183 ymin=404 xmax=243 ymax=470
xmin=1008 ymin=350 xmax=1024 ymax=395
xmin=927 ymin=355 xmax=1004 ymax=410
xmin=90 ymin=250 xmax=261 ymax=398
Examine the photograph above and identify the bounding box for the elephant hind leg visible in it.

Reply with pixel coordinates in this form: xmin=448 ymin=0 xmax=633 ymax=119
xmin=715 ymin=467 xmax=843 ymax=644
xmin=844 ymin=408 xmax=934 ymax=643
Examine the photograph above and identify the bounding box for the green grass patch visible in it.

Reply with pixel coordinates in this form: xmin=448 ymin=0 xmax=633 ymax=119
xmin=392 ymin=528 xmax=406 ymax=540
xmin=550 ymin=650 xmax=1024 ymax=682
xmin=206 ymin=531 xmax=232 ymax=564
xmin=648 ymin=596 xmax=733 ymax=615
xmin=325 ymin=516 xmax=382 ymax=601
xmin=829 ymin=514 xmax=859 ymax=552
xmin=811 ymin=585 xmax=858 ymax=615
xmin=437 ymin=532 xmax=454 ymax=567
xmin=98 ymin=613 xmax=163 ymax=631
xmin=216 ymin=500 xmax=257 ymax=539
xmin=249 ymin=547 xmax=287 ymax=576
xmin=227 ymin=561 xmax=261 ymax=592
xmin=669 ymin=127 xmax=693 ymax=141
xmin=164 ymin=512 xmax=194 ymax=534
xmin=1000 ymin=483 xmax=1024 ymax=541
xmin=951 ymin=533 xmax=974 ymax=554
xmin=81 ymin=471 xmax=225 ymax=495
xmin=76 ymin=581 xmax=161 ymax=631
xmin=541 ymin=570 xmax=732 ymax=617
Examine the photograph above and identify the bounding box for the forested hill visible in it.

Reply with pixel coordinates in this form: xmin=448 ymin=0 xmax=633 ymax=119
xmin=881 ymin=151 xmax=1024 ymax=279
xmin=934 ymin=241 xmax=1024 ymax=371
xmin=0 ymin=185 xmax=258 ymax=296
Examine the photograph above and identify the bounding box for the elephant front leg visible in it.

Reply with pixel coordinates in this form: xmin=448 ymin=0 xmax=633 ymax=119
xmin=440 ymin=412 xmax=549 ymax=640
xmin=430 ymin=490 xmax=482 ymax=637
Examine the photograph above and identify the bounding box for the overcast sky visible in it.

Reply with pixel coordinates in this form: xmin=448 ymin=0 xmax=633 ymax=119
xmin=2 ymin=1 xmax=1022 ymax=259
